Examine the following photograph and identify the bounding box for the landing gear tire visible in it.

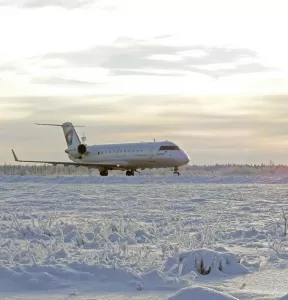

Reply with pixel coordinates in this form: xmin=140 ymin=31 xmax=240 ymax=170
xmin=173 ymin=166 xmax=180 ymax=176
xmin=126 ymin=170 xmax=135 ymax=176
xmin=99 ymin=170 xmax=108 ymax=176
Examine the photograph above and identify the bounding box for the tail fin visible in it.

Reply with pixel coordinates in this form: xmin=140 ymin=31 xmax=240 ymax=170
xmin=36 ymin=122 xmax=85 ymax=148
xmin=61 ymin=122 xmax=82 ymax=148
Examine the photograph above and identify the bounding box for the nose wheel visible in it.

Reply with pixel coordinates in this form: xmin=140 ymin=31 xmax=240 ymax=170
xmin=126 ymin=170 xmax=135 ymax=176
xmin=173 ymin=166 xmax=180 ymax=176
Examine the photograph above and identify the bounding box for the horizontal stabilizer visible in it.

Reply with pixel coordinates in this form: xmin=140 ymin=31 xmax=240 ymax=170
xmin=35 ymin=123 xmax=85 ymax=127
xmin=35 ymin=123 xmax=62 ymax=127
xmin=35 ymin=122 xmax=84 ymax=148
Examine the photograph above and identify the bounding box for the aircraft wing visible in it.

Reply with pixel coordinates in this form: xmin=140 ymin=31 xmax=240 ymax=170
xmin=11 ymin=149 xmax=131 ymax=170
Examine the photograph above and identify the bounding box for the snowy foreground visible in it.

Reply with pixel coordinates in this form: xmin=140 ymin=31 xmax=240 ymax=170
xmin=0 ymin=174 xmax=288 ymax=300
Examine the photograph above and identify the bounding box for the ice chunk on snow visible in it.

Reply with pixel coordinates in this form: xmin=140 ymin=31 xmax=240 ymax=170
xmin=168 ymin=286 xmax=239 ymax=300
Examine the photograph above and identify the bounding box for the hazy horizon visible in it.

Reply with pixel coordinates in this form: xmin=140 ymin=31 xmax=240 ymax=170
xmin=1 ymin=0 xmax=288 ymax=165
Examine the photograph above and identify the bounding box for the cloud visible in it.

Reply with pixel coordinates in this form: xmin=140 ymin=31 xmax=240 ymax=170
xmin=1 ymin=94 xmax=279 ymax=144
xmin=1 ymin=94 xmax=287 ymax=136
xmin=44 ymin=43 xmax=273 ymax=78
xmin=0 ymin=95 xmax=198 ymax=123
xmin=0 ymin=96 xmax=126 ymax=121
xmin=258 ymin=94 xmax=288 ymax=110
xmin=238 ymin=94 xmax=288 ymax=120
xmin=110 ymin=70 xmax=186 ymax=77
xmin=31 ymin=76 xmax=102 ymax=86
xmin=0 ymin=63 xmax=18 ymax=71
xmin=207 ymin=63 xmax=276 ymax=78
xmin=0 ymin=38 xmax=275 ymax=93
xmin=154 ymin=34 xmax=173 ymax=39
xmin=0 ymin=0 xmax=95 ymax=9
xmin=2 ymin=94 xmax=288 ymax=164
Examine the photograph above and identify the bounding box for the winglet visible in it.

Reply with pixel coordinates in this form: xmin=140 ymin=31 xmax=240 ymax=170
xmin=11 ymin=149 xmax=19 ymax=161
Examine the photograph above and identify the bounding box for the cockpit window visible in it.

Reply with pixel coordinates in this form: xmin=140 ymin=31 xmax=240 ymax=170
xmin=159 ymin=145 xmax=180 ymax=151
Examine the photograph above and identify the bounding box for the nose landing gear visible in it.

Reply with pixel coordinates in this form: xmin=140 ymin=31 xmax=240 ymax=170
xmin=173 ymin=166 xmax=180 ymax=176
xmin=126 ymin=170 xmax=135 ymax=176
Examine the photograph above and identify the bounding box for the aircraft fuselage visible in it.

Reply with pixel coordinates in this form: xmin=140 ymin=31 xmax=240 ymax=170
xmin=69 ymin=140 xmax=190 ymax=170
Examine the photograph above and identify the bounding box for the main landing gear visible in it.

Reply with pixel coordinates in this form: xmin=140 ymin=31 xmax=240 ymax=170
xmin=99 ymin=170 xmax=108 ymax=176
xmin=99 ymin=170 xmax=137 ymax=176
xmin=173 ymin=166 xmax=180 ymax=176
xmin=126 ymin=170 xmax=135 ymax=176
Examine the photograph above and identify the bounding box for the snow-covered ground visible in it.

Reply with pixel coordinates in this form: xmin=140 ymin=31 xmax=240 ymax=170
xmin=0 ymin=174 xmax=287 ymax=299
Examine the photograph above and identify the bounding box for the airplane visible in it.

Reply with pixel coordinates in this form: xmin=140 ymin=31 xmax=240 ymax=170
xmin=11 ymin=122 xmax=190 ymax=176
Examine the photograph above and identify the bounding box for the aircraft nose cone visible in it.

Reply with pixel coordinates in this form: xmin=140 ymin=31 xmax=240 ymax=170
xmin=183 ymin=152 xmax=190 ymax=164
xmin=180 ymin=151 xmax=190 ymax=165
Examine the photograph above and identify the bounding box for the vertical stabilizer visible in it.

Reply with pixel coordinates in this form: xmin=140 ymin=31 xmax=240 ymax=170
xmin=61 ymin=122 xmax=81 ymax=148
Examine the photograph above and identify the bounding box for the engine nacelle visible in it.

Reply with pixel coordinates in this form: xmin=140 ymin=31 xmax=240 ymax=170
xmin=65 ymin=144 xmax=87 ymax=157
xmin=77 ymin=144 xmax=87 ymax=155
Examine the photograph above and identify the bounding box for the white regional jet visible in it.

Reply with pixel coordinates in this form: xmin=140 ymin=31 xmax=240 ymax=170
xmin=11 ymin=122 xmax=190 ymax=176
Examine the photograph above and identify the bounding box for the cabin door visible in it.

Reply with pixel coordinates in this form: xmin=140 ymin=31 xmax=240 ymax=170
xmin=149 ymin=147 xmax=155 ymax=162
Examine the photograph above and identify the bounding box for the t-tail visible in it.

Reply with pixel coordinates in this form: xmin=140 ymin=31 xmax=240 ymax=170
xmin=35 ymin=122 xmax=85 ymax=149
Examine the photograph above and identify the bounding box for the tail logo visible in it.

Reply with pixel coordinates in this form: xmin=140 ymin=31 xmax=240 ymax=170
xmin=64 ymin=128 xmax=73 ymax=146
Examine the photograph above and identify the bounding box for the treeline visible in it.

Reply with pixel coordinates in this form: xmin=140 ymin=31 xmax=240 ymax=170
xmin=187 ymin=163 xmax=288 ymax=175
xmin=0 ymin=164 xmax=93 ymax=176
xmin=1 ymin=163 xmax=288 ymax=176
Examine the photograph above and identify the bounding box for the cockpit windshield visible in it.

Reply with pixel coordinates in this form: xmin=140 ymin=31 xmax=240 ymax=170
xmin=159 ymin=145 xmax=180 ymax=151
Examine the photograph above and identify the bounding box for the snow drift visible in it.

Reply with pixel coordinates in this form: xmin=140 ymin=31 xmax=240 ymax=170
xmin=168 ymin=286 xmax=239 ymax=300
xmin=164 ymin=249 xmax=250 ymax=277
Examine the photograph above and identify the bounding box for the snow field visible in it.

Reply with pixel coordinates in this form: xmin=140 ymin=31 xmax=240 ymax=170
xmin=0 ymin=175 xmax=287 ymax=299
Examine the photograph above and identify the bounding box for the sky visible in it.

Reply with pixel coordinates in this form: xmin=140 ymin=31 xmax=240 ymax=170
xmin=1 ymin=0 xmax=288 ymax=165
